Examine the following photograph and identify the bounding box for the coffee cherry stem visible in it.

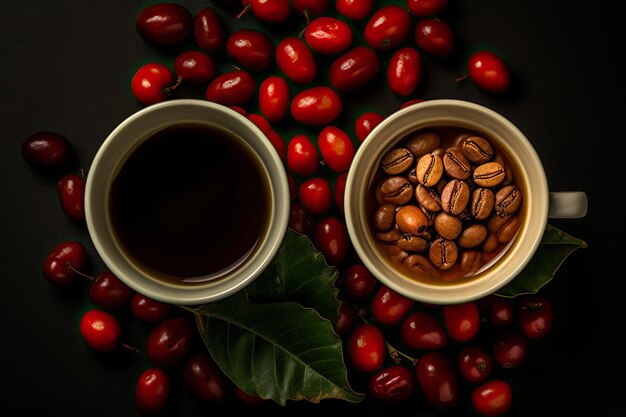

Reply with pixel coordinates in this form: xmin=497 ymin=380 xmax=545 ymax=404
xmin=236 ymin=4 xmax=250 ymax=19
xmin=454 ymin=74 xmax=468 ymax=83
xmin=66 ymin=263 xmax=94 ymax=282
xmin=120 ymin=341 xmax=140 ymax=353
xmin=163 ymin=76 xmax=183 ymax=95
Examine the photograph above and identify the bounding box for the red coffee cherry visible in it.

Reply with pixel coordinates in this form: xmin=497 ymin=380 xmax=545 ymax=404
xmin=173 ymin=51 xmax=216 ymax=84
xmin=135 ymin=3 xmax=192 ymax=45
xmin=400 ymin=311 xmax=447 ymax=350
xmin=258 ymin=75 xmax=290 ymax=122
xmin=371 ymin=285 xmax=415 ymax=326
xmin=313 ymin=216 xmax=350 ymax=265
xmin=467 ymin=50 xmax=512 ymax=93
xmin=299 ymin=177 xmax=332 ymax=215
xmin=471 ymin=380 xmax=513 ymax=416
xmin=79 ymin=309 xmax=122 ymax=352
xmin=135 ymin=368 xmax=171 ymax=415
xmin=443 ymin=301 xmax=481 ymax=342
xmin=414 ymin=18 xmax=455 ymax=57
xmin=194 ymin=7 xmax=225 ymax=52
xmin=88 ymin=270 xmax=133 ymax=310
xmin=21 ymin=131 xmax=71 ymax=167
xmin=287 ymin=134 xmax=319 ymax=177
xmin=288 ymin=202 xmax=314 ymax=235
xmin=304 ymin=16 xmax=353 ymax=54
xmin=131 ymin=62 xmax=174 ymax=105
xmin=275 ymin=37 xmax=317 ymax=84
xmin=387 ymin=47 xmax=422 ymax=96
xmin=293 ymin=0 xmax=331 ymax=22
xmin=492 ymin=329 xmax=528 ymax=368
xmin=457 ymin=345 xmax=493 ymax=384
xmin=407 ymin=0 xmax=448 ymax=17
xmin=317 ymin=126 xmax=356 ymax=173
xmin=43 ymin=240 xmax=87 ymax=286
xmin=355 ymin=111 xmax=385 ymax=142
xmin=58 ymin=173 xmax=85 ymax=222
xmin=183 ymin=352 xmax=228 ymax=402
xmin=336 ymin=0 xmax=374 ymax=21
xmin=347 ymin=323 xmax=386 ymax=373
xmin=333 ymin=172 xmax=348 ymax=215
xmin=517 ymin=295 xmax=553 ymax=339
xmin=131 ymin=294 xmax=173 ymax=323
xmin=205 ymin=70 xmax=256 ymax=106
xmin=341 ymin=264 xmax=378 ymax=301
xmin=415 ymin=351 xmax=459 ymax=410
xmin=369 ymin=365 xmax=415 ymax=403
xmin=329 ymin=46 xmax=381 ymax=93
xmin=246 ymin=0 xmax=293 ymax=24
xmin=364 ymin=5 xmax=412 ymax=50
xmin=226 ymin=29 xmax=274 ymax=71
xmin=334 ymin=299 xmax=356 ymax=336
xmin=480 ymin=295 xmax=514 ymax=326
xmin=290 ymin=86 xmax=342 ymax=125
xmin=146 ymin=316 xmax=193 ymax=367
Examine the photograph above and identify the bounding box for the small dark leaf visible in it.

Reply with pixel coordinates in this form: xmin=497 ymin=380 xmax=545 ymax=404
xmin=496 ymin=224 xmax=587 ymax=297
xmin=195 ymin=291 xmax=363 ymax=405
xmin=247 ymin=229 xmax=340 ymax=323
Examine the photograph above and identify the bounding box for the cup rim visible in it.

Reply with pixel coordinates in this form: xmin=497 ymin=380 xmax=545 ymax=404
xmin=85 ymin=99 xmax=290 ymax=305
xmin=345 ymin=99 xmax=549 ymax=304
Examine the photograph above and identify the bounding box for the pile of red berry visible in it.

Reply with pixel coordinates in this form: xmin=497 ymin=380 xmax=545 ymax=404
xmin=22 ymin=0 xmax=543 ymax=415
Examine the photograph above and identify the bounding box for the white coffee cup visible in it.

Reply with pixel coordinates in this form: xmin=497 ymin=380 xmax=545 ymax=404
xmin=345 ymin=99 xmax=587 ymax=304
xmin=85 ymin=99 xmax=290 ymax=305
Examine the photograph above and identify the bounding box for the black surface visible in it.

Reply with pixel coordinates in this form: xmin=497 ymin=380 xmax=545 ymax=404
xmin=1 ymin=1 xmax=622 ymax=416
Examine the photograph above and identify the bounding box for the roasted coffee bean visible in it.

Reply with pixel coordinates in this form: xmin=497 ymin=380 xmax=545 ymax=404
xmin=376 ymin=227 xmax=402 ymax=245
xmin=460 ymin=250 xmax=484 ymax=274
xmin=434 ymin=212 xmax=462 ymax=240
xmin=462 ymin=136 xmax=493 ymax=164
xmin=379 ymin=176 xmax=413 ymax=205
xmin=415 ymin=184 xmax=442 ymax=212
xmin=407 ymin=167 xmax=420 ymax=184
xmin=495 ymin=215 xmax=520 ymax=243
xmin=470 ymin=188 xmax=495 ymax=220
xmin=453 ymin=132 xmax=471 ymax=148
xmin=428 ymin=238 xmax=458 ymax=271
xmin=405 ymin=131 xmax=442 ymax=157
xmin=457 ymin=224 xmax=488 ymax=248
xmin=372 ymin=204 xmax=397 ymax=231
xmin=443 ymin=149 xmax=471 ymax=180
xmin=488 ymin=213 xmax=513 ymax=234
xmin=495 ymin=185 xmax=522 ymax=215
xmin=381 ymin=147 xmax=414 ymax=175
xmin=397 ymin=234 xmax=428 ymax=252
xmin=440 ymin=179 xmax=470 ymax=215
xmin=431 ymin=147 xmax=446 ymax=158
xmin=382 ymin=244 xmax=409 ymax=263
xmin=494 ymin=153 xmax=513 ymax=185
xmin=414 ymin=154 xmax=444 ymax=187
xmin=482 ymin=232 xmax=499 ymax=252
xmin=396 ymin=205 xmax=429 ymax=235
xmin=473 ymin=162 xmax=505 ymax=187
xmin=419 ymin=206 xmax=436 ymax=226
xmin=404 ymin=254 xmax=438 ymax=276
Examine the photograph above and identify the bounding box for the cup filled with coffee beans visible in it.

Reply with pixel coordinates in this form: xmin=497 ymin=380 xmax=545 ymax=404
xmin=85 ymin=99 xmax=290 ymax=305
xmin=345 ymin=99 xmax=587 ymax=304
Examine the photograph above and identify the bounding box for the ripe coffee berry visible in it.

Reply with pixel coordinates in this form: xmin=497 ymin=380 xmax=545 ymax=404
xmin=135 ymin=368 xmax=171 ymax=415
xmin=347 ymin=323 xmax=386 ymax=373
xmin=43 ymin=241 xmax=87 ymax=286
xmin=21 ymin=131 xmax=71 ymax=167
xmin=79 ymin=309 xmax=123 ymax=352
xmin=341 ymin=264 xmax=378 ymax=301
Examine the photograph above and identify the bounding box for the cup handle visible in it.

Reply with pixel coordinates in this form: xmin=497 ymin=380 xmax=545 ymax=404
xmin=548 ymin=191 xmax=588 ymax=218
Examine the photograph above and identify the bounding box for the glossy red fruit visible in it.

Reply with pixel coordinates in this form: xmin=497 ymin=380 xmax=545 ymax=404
xmin=288 ymin=202 xmax=314 ymax=235
xmin=293 ymin=0 xmax=330 ymax=23
xmin=131 ymin=294 xmax=173 ymax=323
xmin=329 ymin=46 xmax=381 ymax=93
xmin=259 ymin=76 xmax=289 ymax=122
xmin=313 ymin=216 xmax=350 ymax=265
xmin=407 ymin=0 xmax=448 ymax=17
xmin=205 ymin=70 xmax=256 ymax=105
xmin=517 ymin=295 xmax=553 ymax=339
xmin=21 ymin=131 xmax=71 ymax=166
xmin=341 ymin=264 xmax=377 ymax=301
xmin=173 ymin=51 xmax=215 ymax=84
xmin=364 ymin=5 xmax=411 ymax=50
xmin=317 ymin=126 xmax=355 ymax=173
xmin=334 ymin=299 xmax=356 ymax=336
xmin=414 ymin=18 xmax=455 ymax=57
xmin=79 ymin=309 xmax=121 ymax=352
xmin=248 ymin=0 xmax=292 ymax=23
xmin=146 ymin=316 xmax=193 ymax=367
xmin=247 ymin=113 xmax=287 ymax=161
xmin=480 ymin=295 xmax=514 ymax=326
xmin=58 ymin=173 xmax=85 ymax=221
xmin=298 ymin=177 xmax=332 ymax=214
xmin=194 ymin=7 xmax=225 ymax=52
xmin=227 ymin=29 xmax=274 ymax=71
xmin=336 ymin=0 xmax=374 ymax=21
xmin=467 ymin=51 xmax=512 ymax=93
xmin=492 ymin=329 xmax=528 ymax=368
xmin=276 ymin=37 xmax=317 ymax=84
xmin=371 ymin=285 xmax=415 ymax=326
xmin=304 ymin=16 xmax=353 ymax=54
xmin=355 ymin=112 xmax=384 ymax=142
xmin=230 ymin=105 xmax=247 ymax=116
xmin=43 ymin=241 xmax=87 ymax=285
xmin=136 ymin=3 xmax=192 ymax=45
xmin=88 ymin=270 xmax=133 ymax=310
xmin=287 ymin=173 xmax=297 ymax=201
xmin=471 ymin=380 xmax=512 ymax=416
xmin=183 ymin=352 xmax=228 ymax=402
xmin=387 ymin=47 xmax=422 ymax=96
xmin=131 ymin=63 xmax=174 ymax=105
xmin=136 ymin=368 xmax=171 ymax=415
xmin=415 ymin=351 xmax=459 ymax=410
xmin=347 ymin=323 xmax=386 ymax=373
xmin=369 ymin=365 xmax=415 ymax=403
xmin=287 ymin=134 xmax=319 ymax=176
xmin=290 ymin=86 xmax=342 ymax=125
xmin=443 ymin=301 xmax=480 ymax=342
xmin=333 ymin=172 xmax=347 ymax=215
xmin=400 ymin=311 xmax=447 ymax=350
xmin=457 ymin=345 xmax=493 ymax=384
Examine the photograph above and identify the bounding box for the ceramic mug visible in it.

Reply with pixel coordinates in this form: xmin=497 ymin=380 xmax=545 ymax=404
xmin=344 ymin=99 xmax=587 ymax=305
xmin=85 ymin=99 xmax=290 ymax=305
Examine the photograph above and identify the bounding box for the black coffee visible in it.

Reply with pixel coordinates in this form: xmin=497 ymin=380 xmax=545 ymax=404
xmin=109 ymin=124 xmax=270 ymax=284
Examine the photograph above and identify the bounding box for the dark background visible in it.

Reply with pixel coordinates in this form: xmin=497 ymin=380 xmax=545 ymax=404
xmin=1 ymin=1 xmax=622 ymax=416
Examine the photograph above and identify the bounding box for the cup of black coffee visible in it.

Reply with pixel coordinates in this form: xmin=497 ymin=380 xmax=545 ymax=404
xmin=85 ymin=99 xmax=290 ymax=305
xmin=344 ymin=99 xmax=587 ymax=304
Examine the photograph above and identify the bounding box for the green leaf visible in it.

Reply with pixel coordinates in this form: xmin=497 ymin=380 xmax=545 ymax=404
xmin=247 ymin=229 xmax=341 ymax=323
xmin=195 ymin=291 xmax=364 ymax=405
xmin=495 ymin=224 xmax=587 ymax=297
